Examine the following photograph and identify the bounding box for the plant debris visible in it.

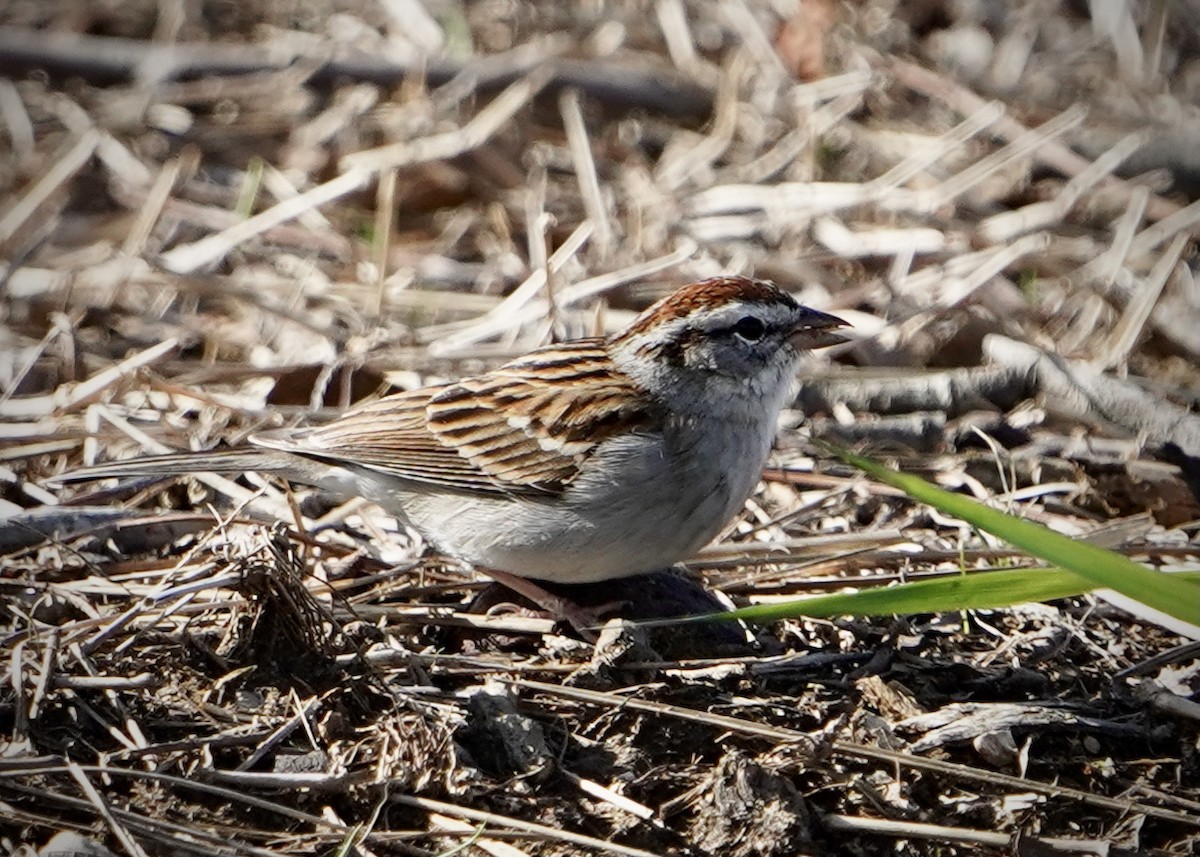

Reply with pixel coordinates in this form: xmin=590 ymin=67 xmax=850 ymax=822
xmin=2 ymin=1 xmax=1199 ymax=855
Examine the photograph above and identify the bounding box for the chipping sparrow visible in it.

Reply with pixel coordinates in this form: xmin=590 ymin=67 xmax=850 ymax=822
xmin=58 ymin=276 xmax=847 ymax=585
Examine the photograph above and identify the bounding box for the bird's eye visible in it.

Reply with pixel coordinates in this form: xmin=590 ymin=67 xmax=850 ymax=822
xmin=732 ymin=316 xmax=766 ymax=342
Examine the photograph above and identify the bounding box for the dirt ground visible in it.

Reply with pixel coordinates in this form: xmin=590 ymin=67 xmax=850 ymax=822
xmin=2 ymin=1 xmax=1200 ymax=855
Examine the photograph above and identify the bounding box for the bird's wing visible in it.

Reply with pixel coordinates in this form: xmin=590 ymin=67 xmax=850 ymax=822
xmin=251 ymin=341 xmax=661 ymax=496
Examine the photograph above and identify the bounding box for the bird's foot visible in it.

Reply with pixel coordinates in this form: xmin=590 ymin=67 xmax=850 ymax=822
xmin=483 ymin=569 xmax=626 ymax=642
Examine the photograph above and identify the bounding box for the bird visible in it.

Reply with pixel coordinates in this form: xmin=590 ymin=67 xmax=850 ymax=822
xmin=56 ymin=277 xmax=847 ymax=619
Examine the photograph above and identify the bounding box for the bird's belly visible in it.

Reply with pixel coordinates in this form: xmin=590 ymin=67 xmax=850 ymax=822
xmin=370 ymin=426 xmax=768 ymax=583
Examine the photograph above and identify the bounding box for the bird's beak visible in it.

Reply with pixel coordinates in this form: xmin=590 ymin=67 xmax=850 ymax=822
xmin=789 ymin=308 xmax=850 ymax=350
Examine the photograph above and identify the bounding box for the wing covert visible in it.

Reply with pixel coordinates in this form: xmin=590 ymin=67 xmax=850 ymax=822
xmin=251 ymin=341 xmax=661 ymax=496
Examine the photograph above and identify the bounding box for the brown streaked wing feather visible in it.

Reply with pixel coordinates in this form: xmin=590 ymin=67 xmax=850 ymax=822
xmin=253 ymin=341 xmax=662 ymax=496
xmin=426 ymin=340 xmax=661 ymax=493
xmin=253 ymin=386 xmax=501 ymax=493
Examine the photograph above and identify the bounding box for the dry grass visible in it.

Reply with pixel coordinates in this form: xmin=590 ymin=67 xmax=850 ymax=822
xmin=2 ymin=1 xmax=1200 ymax=855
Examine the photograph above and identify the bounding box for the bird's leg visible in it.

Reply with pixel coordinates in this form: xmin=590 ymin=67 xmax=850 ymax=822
xmin=482 ymin=569 xmax=625 ymax=642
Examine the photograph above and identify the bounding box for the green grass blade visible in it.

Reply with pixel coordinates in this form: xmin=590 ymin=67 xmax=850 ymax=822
xmin=690 ymin=567 xmax=1200 ymax=626
xmin=720 ymin=566 xmax=1091 ymax=624
xmin=831 ymin=448 xmax=1200 ymax=626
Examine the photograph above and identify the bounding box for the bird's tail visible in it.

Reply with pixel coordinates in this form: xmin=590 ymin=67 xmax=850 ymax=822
xmin=49 ymin=449 xmax=300 ymax=484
